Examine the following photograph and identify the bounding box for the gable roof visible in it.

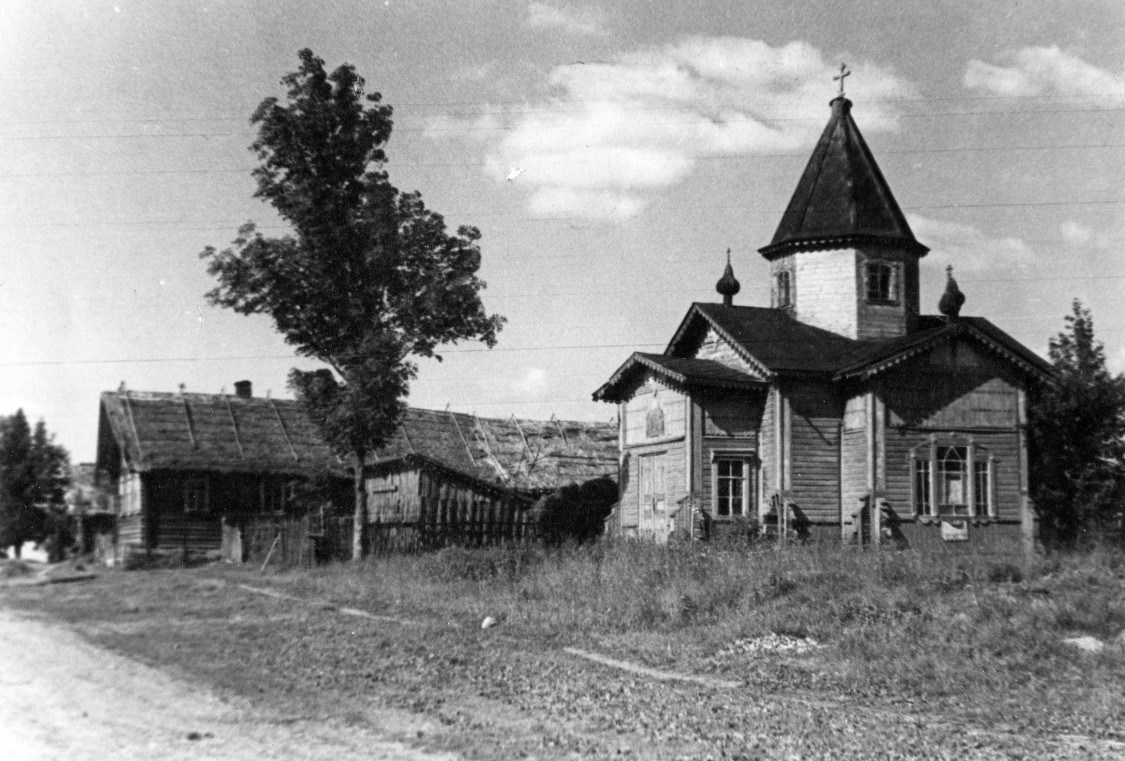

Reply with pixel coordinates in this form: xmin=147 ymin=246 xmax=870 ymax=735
xmin=97 ymin=391 xmax=343 ymax=478
xmin=370 ymin=407 xmax=619 ymax=494
xmin=835 ymin=316 xmax=1055 ymax=382
xmin=666 ymin=303 xmax=861 ymax=377
xmin=593 ymin=352 xmax=769 ymax=403
xmin=759 ymin=97 xmax=927 ymax=261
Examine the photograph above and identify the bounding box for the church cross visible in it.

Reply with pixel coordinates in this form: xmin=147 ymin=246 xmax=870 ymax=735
xmin=833 ymin=63 xmax=851 ymax=96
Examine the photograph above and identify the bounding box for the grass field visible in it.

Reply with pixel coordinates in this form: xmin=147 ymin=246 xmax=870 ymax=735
xmin=4 ymin=541 xmax=1125 ymax=759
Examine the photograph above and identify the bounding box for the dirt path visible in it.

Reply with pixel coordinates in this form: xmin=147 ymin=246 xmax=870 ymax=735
xmin=0 ymin=608 xmax=456 ymax=761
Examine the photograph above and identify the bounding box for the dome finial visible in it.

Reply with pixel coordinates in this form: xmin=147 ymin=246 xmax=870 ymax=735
xmin=716 ymin=248 xmax=740 ymax=307
xmin=938 ymin=265 xmax=966 ymax=320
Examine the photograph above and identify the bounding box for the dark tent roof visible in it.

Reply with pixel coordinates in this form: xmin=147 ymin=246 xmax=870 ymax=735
xmin=759 ymin=97 xmax=927 ymax=260
xmin=593 ymin=352 xmax=768 ymax=403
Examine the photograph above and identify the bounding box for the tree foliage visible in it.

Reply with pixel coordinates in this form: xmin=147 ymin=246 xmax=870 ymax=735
xmin=201 ymin=50 xmax=503 ymax=558
xmin=0 ymin=410 xmax=70 ymax=556
xmin=535 ymin=476 xmax=618 ymax=545
xmin=1030 ymin=300 xmax=1125 ymax=545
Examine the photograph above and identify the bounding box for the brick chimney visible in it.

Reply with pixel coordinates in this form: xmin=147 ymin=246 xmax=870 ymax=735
xmin=234 ymin=380 xmax=252 ymax=399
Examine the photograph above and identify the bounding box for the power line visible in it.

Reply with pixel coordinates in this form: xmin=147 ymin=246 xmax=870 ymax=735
xmin=0 ymin=199 xmax=1120 ymax=232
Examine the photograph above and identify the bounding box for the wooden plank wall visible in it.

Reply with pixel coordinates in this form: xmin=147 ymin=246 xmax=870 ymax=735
xmin=380 ymin=468 xmax=538 ymax=548
xmin=117 ymin=514 xmax=144 ymax=546
xmin=883 ymin=429 xmax=1022 ymax=521
xmin=758 ymin=388 xmax=776 ymax=511
xmin=786 ymin=381 xmax=843 ymax=523
xmin=840 ymin=429 xmax=869 ymax=527
xmin=623 ymin=382 xmax=686 ymax=445
xmin=368 ymin=469 xmax=422 ymax=523
xmin=145 ymin=472 xmax=226 ymax=552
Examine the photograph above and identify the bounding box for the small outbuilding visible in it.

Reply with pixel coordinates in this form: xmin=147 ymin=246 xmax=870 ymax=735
xmin=364 ymin=408 xmax=619 ymax=546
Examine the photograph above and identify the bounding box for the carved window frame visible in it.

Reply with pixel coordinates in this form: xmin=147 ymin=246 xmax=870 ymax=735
xmin=910 ymin=438 xmax=995 ymax=518
xmin=710 ymin=451 xmax=759 ymax=519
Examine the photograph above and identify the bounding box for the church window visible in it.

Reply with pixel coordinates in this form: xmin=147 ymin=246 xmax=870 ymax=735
xmin=712 ymin=455 xmax=756 ymax=518
xmin=865 ymin=262 xmax=898 ymax=304
xmin=911 ymin=441 xmax=994 ymax=518
xmin=776 ymin=270 xmax=792 ymax=307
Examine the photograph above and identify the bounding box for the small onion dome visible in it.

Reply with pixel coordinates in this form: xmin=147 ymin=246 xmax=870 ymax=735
xmin=938 ymin=264 xmax=966 ymax=320
xmin=716 ymin=248 xmax=741 ymax=307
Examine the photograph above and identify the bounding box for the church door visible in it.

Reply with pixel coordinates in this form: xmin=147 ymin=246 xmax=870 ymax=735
xmin=639 ymin=454 xmax=667 ymax=543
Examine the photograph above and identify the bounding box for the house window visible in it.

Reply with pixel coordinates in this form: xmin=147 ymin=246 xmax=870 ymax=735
xmin=713 ymin=455 xmax=756 ymax=518
xmin=776 ymin=271 xmax=792 ymax=307
xmin=911 ymin=441 xmax=994 ymax=518
xmin=866 ymin=262 xmax=898 ymax=304
xmin=183 ymin=479 xmax=209 ymax=514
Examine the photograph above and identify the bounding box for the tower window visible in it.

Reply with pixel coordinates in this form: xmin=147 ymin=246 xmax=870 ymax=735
xmin=866 ymin=262 xmax=898 ymax=304
xmin=776 ymin=270 xmax=792 ymax=307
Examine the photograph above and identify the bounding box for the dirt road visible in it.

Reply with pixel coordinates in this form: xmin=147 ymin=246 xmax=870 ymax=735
xmin=0 ymin=608 xmax=455 ymax=761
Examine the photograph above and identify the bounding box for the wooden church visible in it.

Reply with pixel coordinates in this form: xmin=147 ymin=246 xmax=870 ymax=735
xmin=593 ymin=88 xmax=1053 ymax=549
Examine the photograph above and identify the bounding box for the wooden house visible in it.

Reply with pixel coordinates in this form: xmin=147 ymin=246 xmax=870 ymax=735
xmin=95 ymin=381 xmax=346 ymax=562
xmin=593 ymin=93 xmax=1054 ymax=549
xmin=364 ymin=408 xmax=619 ymax=545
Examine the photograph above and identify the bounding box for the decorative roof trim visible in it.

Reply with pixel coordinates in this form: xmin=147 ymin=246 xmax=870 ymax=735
xmin=835 ymin=321 xmax=1054 ymax=383
xmin=593 ymin=351 xmax=767 ymax=403
xmin=759 ymin=233 xmax=929 ymax=261
xmin=665 ymin=304 xmax=774 ymax=380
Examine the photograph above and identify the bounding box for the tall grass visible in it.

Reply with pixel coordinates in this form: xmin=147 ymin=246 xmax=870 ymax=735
xmin=264 ymin=540 xmax=1125 ymax=725
xmin=284 ymin=540 xmax=1125 ymax=644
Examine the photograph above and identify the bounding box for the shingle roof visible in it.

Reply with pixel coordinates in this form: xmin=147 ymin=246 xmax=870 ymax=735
xmin=593 ymin=352 xmax=768 ymax=403
xmin=371 ymin=407 xmax=618 ymax=494
xmin=759 ymin=97 xmax=927 ymax=261
xmin=667 ymin=303 xmax=861 ymax=376
xmin=98 ymin=391 xmax=343 ymax=477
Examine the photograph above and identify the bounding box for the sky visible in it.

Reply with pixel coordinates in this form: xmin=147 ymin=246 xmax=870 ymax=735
xmin=0 ymin=0 xmax=1122 ymax=463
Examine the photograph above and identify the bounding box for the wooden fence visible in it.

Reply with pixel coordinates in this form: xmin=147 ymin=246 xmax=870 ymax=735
xmin=243 ymin=511 xmax=542 ymax=568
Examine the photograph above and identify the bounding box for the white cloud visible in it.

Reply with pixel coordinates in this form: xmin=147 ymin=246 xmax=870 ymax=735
xmin=963 ymin=46 xmax=1122 ymax=98
xmin=514 ymin=367 xmax=549 ymax=397
xmin=1059 ymin=219 xmax=1119 ymax=251
xmin=526 ymin=2 xmax=609 ymax=37
xmin=908 ymin=214 xmax=1037 ymax=273
xmin=438 ymin=37 xmax=917 ymax=222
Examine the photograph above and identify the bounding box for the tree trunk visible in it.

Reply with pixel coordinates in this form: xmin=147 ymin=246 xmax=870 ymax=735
xmin=352 ymin=449 xmax=367 ymax=561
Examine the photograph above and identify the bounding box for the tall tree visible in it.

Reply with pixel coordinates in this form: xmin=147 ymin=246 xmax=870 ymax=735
xmin=201 ymin=50 xmax=503 ymax=559
xmin=1029 ymin=300 xmax=1125 ymax=545
xmin=0 ymin=411 xmax=70 ymax=557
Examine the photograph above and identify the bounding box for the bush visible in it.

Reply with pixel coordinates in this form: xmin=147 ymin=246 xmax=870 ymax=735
xmin=535 ymin=476 xmax=617 ymax=545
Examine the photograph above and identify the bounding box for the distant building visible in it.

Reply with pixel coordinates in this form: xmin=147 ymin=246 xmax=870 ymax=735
xmin=594 ymin=93 xmax=1053 ymax=548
